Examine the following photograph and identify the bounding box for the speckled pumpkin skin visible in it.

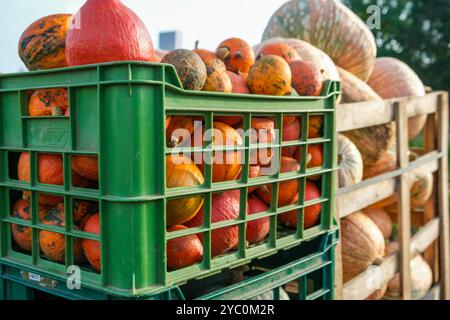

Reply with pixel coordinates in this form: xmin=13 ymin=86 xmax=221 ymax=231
xmin=162 ymin=49 xmax=207 ymax=91
xmin=202 ymin=67 xmax=232 ymax=93
xmin=19 ymin=14 xmax=71 ymax=71
xmin=247 ymin=55 xmax=292 ymax=96
xmin=262 ymin=0 xmax=377 ymax=81
xmin=29 ymin=88 xmax=68 ymax=116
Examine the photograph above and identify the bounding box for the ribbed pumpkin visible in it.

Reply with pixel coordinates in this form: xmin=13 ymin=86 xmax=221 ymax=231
xmin=336 ymin=134 xmax=363 ymax=188
xmin=167 ymin=225 xmax=203 ymax=270
xmin=166 ymin=155 xmax=204 ymax=227
xmin=18 ymin=152 xmax=64 ymax=206
xmin=341 ymin=212 xmax=385 ymax=283
xmin=66 ymin=0 xmax=154 ymax=66
xmin=185 ymin=190 xmax=242 ymax=257
xmin=362 ymin=208 xmax=393 ymax=240
xmin=338 ymin=67 xmax=395 ymax=166
xmin=255 ymin=38 xmax=339 ymax=81
xmin=192 ymin=122 xmax=243 ymax=182
xmin=247 ymin=55 xmax=292 ymax=96
xmin=19 ymin=14 xmax=71 ymax=71
xmin=384 ymin=255 xmax=433 ymax=300
xmin=39 ymin=203 xmax=83 ymax=263
xmin=246 ymin=195 xmax=270 ymax=244
xmin=11 ymin=199 xmax=49 ymax=252
xmin=82 ymin=213 xmax=101 ymax=272
xmin=262 ymin=0 xmax=377 ymax=81
xmin=367 ymin=57 xmax=427 ymax=140
xmin=29 ymin=88 xmax=69 ymax=117
xmin=72 ymin=155 xmax=98 ymax=180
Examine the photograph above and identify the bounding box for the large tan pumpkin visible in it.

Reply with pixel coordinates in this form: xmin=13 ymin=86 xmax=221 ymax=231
xmin=362 ymin=208 xmax=393 ymax=240
xmin=338 ymin=67 xmax=395 ymax=166
xmin=341 ymin=212 xmax=385 ymax=283
xmin=254 ymin=38 xmax=339 ymax=81
xmin=363 ymin=149 xmax=397 ymax=180
xmin=337 ymin=134 xmax=363 ymax=188
xmin=384 ymin=255 xmax=433 ymax=300
xmin=262 ymin=0 xmax=376 ymax=81
xmin=368 ymin=58 xmax=427 ymax=141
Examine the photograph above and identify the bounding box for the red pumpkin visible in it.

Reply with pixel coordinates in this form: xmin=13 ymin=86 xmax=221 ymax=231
xmin=295 ymin=144 xmax=324 ymax=169
xmin=257 ymin=42 xmax=301 ymax=64
xmin=290 ymin=60 xmax=324 ymax=96
xmin=82 ymin=213 xmax=101 ymax=271
xmin=282 ymin=117 xmax=301 ymax=157
xmin=18 ymin=152 xmax=64 ymax=206
xmin=248 ymin=117 xmax=276 ymax=166
xmin=167 ymin=225 xmax=203 ymax=270
xmin=19 ymin=14 xmax=71 ymax=71
xmin=279 ymin=181 xmax=322 ymax=229
xmin=29 ymin=88 xmax=68 ymax=116
xmin=226 ymin=71 xmax=251 ymax=94
xmin=257 ymin=157 xmax=300 ymax=207
xmin=185 ymin=190 xmax=242 ymax=257
xmin=216 ymin=38 xmax=255 ymax=74
xmin=66 ymin=0 xmax=154 ymax=66
xmin=72 ymin=155 xmax=98 ymax=180
xmin=248 ymin=165 xmax=261 ymax=194
xmin=247 ymin=195 xmax=270 ymax=244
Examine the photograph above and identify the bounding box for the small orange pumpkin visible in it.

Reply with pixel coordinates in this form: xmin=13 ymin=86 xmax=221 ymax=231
xmin=19 ymin=14 xmax=72 ymax=71
xmin=72 ymin=155 xmax=98 ymax=180
xmin=202 ymin=67 xmax=232 ymax=93
xmin=308 ymin=115 xmax=323 ymax=138
xmin=193 ymin=49 xmax=227 ymax=72
xmin=82 ymin=213 xmax=101 ymax=272
xmin=257 ymin=42 xmax=301 ymax=64
xmin=18 ymin=152 xmax=64 ymax=206
xmin=73 ymin=200 xmax=99 ymax=227
xmin=166 ymin=155 xmax=205 ymax=226
xmin=29 ymin=88 xmax=69 ymax=116
xmin=247 ymin=55 xmax=292 ymax=96
xmin=166 ymin=115 xmax=203 ymax=147
xmin=167 ymin=225 xmax=203 ymax=270
xmin=216 ymin=38 xmax=255 ymax=74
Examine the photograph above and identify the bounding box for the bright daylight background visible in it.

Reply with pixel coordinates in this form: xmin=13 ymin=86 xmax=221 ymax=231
xmin=0 ymin=0 xmax=288 ymax=73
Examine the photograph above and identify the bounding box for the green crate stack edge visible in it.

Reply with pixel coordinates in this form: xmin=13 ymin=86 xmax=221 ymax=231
xmin=0 ymin=61 xmax=340 ymax=298
xmin=1 ymin=230 xmax=338 ymax=300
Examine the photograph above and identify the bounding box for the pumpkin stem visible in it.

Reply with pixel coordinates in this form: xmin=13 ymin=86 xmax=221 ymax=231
xmin=51 ymin=106 xmax=64 ymax=116
xmin=216 ymin=47 xmax=230 ymax=60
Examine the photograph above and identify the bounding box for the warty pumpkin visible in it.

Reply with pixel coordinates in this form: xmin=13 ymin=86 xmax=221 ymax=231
xmin=19 ymin=14 xmax=72 ymax=71
xmin=29 ymin=88 xmax=69 ymax=117
xmin=262 ymin=0 xmax=377 ymax=81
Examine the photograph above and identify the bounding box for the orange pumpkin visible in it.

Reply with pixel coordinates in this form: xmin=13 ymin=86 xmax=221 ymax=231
xmin=73 ymin=200 xmax=99 ymax=227
xmin=308 ymin=115 xmax=323 ymax=138
xmin=18 ymin=152 xmax=64 ymax=206
xmin=362 ymin=208 xmax=393 ymax=240
xmin=29 ymin=88 xmax=69 ymax=116
xmin=216 ymin=38 xmax=255 ymax=74
xmin=166 ymin=155 xmax=204 ymax=226
xmin=247 ymin=55 xmax=292 ymax=96
xmin=165 ymin=115 xmax=172 ymax=130
xmin=202 ymin=67 xmax=232 ymax=93
xmin=166 ymin=115 xmax=203 ymax=147
xmin=82 ymin=213 xmax=101 ymax=272
xmin=193 ymin=49 xmax=227 ymax=72
xmin=39 ymin=203 xmax=83 ymax=263
xmin=296 ymin=144 xmax=323 ymax=169
xmin=245 ymin=117 xmax=276 ymax=166
xmin=19 ymin=14 xmax=71 ymax=71
xmin=192 ymin=121 xmax=243 ymax=182
xmin=290 ymin=60 xmax=324 ymax=96
xmin=282 ymin=117 xmax=301 ymax=157
xmin=257 ymin=157 xmax=300 ymax=207
xmin=11 ymin=199 xmax=49 ymax=252
xmin=72 ymin=155 xmax=98 ymax=180
xmin=257 ymin=42 xmax=301 ymax=64
xmin=167 ymin=225 xmax=203 ymax=270
xmin=248 ymin=165 xmax=261 ymax=194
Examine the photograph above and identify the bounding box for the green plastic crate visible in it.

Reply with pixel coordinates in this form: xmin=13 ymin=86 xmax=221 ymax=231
xmin=0 ymin=230 xmax=338 ymax=300
xmin=0 ymin=61 xmax=340 ymax=298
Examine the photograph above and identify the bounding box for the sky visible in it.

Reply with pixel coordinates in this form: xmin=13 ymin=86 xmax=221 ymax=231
xmin=0 ymin=0 xmax=288 ymax=73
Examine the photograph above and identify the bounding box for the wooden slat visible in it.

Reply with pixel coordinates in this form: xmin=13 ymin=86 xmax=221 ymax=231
xmin=437 ymin=93 xmax=450 ymax=300
xmin=336 ymin=154 xmax=439 ymax=218
xmin=422 ymin=285 xmax=441 ymax=300
xmin=337 ymin=92 xmax=442 ymax=132
xmin=395 ymin=101 xmax=412 ymax=300
xmin=343 ymin=218 xmax=440 ymax=300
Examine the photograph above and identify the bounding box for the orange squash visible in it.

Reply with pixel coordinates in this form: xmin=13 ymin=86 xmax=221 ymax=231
xmin=166 ymin=155 xmax=204 ymax=226
xmin=72 ymin=155 xmax=98 ymax=180
xmin=82 ymin=213 xmax=101 ymax=272
xmin=257 ymin=157 xmax=300 ymax=207
xmin=39 ymin=203 xmax=83 ymax=263
xmin=193 ymin=49 xmax=227 ymax=72
xmin=18 ymin=152 xmax=64 ymax=206
xmin=202 ymin=67 xmax=232 ymax=93
xmin=257 ymin=42 xmax=301 ymax=64
xmin=11 ymin=199 xmax=49 ymax=252
xmin=247 ymin=117 xmax=276 ymax=166
xmin=162 ymin=49 xmax=207 ymax=90
xmin=73 ymin=200 xmax=99 ymax=228
xmin=248 ymin=165 xmax=261 ymax=194
xmin=19 ymin=14 xmax=71 ymax=71
xmin=29 ymin=88 xmax=68 ymax=116
xmin=166 ymin=115 xmax=203 ymax=147
xmin=308 ymin=115 xmax=323 ymax=139
xmin=167 ymin=225 xmax=203 ymax=270
xmin=216 ymin=38 xmax=255 ymax=74
xmin=192 ymin=121 xmax=243 ymax=182
xmin=289 ymin=60 xmax=324 ymax=96
xmin=247 ymin=195 xmax=270 ymax=244
xmin=247 ymin=55 xmax=292 ymax=96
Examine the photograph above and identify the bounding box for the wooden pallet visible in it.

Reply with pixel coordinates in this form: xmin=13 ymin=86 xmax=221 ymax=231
xmin=334 ymin=91 xmax=449 ymax=300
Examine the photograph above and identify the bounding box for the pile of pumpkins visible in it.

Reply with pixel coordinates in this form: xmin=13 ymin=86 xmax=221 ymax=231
xmin=12 ymin=0 xmax=329 ymax=273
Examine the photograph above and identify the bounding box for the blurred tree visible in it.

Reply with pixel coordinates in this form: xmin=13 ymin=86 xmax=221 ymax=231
xmin=342 ymin=0 xmax=449 ymax=92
